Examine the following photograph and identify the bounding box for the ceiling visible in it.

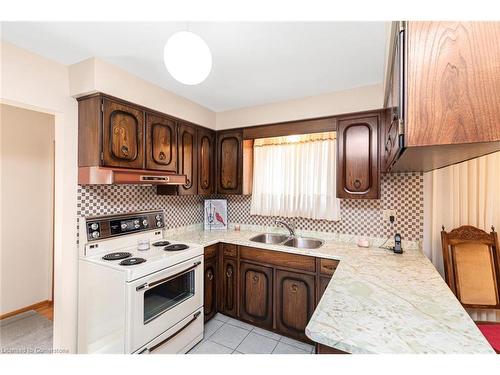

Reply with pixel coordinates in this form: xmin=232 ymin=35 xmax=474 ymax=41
xmin=1 ymin=22 xmax=388 ymax=112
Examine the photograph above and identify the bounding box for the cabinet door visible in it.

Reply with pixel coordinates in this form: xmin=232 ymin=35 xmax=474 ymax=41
xmin=102 ymin=98 xmax=144 ymax=169
xmin=204 ymin=258 xmax=217 ymax=322
xmin=197 ymin=128 xmax=215 ymax=195
xmin=177 ymin=123 xmax=197 ymax=195
xmin=145 ymin=113 xmax=177 ymax=172
xmin=222 ymin=258 xmax=237 ymax=317
xmin=216 ymin=130 xmax=243 ymax=194
xmin=239 ymin=262 xmax=273 ymax=329
xmin=276 ymin=270 xmax=315 ymax=341
xmin=336 ymin=115 xmax=379 ymax=199
xmin=318 ymin=276 xmax=331 ymax=301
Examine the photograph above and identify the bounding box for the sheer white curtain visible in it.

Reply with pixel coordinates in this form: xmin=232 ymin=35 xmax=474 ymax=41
xmin=250 ymin=132 xmax=340 ymax=221
xmin=423 ymin=151 xmax=500 ymax=322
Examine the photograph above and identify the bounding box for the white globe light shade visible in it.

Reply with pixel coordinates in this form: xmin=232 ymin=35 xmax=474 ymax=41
xmin=163 ymin=31 xmax=212 ymax=85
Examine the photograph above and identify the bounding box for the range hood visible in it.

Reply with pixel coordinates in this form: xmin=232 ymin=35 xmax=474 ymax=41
xmin=78 ymin=166 xmax=187 ymax=185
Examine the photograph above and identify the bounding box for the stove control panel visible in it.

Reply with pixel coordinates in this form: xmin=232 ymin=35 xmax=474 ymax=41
xmin=85 ymin=211 xmax=164 ymax=241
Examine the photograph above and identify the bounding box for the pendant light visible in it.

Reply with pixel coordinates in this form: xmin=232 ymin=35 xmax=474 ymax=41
xmin=163 ymin=30 xmax=212 ymax=85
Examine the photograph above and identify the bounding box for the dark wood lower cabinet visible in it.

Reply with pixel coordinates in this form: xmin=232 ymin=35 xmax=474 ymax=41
xmin=222 ymin=258 xmax=238 ymax=317
xmin=239 ymin=262 xmax=273 ymax=329
xmin=276 ymin=270 xmax=315 ymax=341
xmin=316 ymin=344 xmax=349 ymax=354
xmin=202 ymin=244 xmax=339 ymax=345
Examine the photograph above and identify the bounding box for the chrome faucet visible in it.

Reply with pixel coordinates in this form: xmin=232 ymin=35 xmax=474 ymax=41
xmin=274 ymin=220 xmax=296 ymax=236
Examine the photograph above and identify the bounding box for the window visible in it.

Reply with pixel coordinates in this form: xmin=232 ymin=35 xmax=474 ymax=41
xmin=250 ymin=132 xmax=340 ymax=221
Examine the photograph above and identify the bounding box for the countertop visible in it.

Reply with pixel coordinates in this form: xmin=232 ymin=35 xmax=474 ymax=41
xmin=165 ymin=225 xmax=495 ymax=354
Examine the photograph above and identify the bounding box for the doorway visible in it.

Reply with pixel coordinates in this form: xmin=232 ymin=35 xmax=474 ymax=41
xmin=0 ymin=104 xmax=55 ymax=353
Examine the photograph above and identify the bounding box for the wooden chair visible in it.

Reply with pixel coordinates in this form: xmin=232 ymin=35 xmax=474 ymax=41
xmin=441 ymin=225 xmax=500 ymax=353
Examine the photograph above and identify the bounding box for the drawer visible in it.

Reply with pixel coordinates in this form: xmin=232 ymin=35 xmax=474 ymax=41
xmin=204 ymin=244 xmax=218 ymax=260
xmin=319 ymin=259 xmax=339 ymax=276
xmin=240 ymin=246 xmax=315 ymax=273
xmin=222 ymin=243 xmax=238 ymax=258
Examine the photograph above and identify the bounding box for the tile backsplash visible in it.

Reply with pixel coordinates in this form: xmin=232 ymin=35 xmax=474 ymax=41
xmin=77 ymin=172 xmax=423 ymax=242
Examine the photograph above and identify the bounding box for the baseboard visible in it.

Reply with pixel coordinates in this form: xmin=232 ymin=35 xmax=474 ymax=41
xmin=0 ymin=300 xmax=52 ymax=320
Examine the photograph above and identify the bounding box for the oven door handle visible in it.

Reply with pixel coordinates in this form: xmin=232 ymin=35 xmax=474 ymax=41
xmin=137 ymin=311 xmax=202 ymax=354
xmin=135 ymin=260 xmax=202 ymax=292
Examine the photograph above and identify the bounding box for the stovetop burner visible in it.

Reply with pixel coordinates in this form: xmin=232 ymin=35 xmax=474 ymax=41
xmin=119 ymin=257 xmax=146 ymax=266
xmin=164 ymin=244 xmax=189 ymax=252
xmin=102 ymin=252 xmax=132 ymax=261
xmin=152 ymin=240 xmax=170 ymax=247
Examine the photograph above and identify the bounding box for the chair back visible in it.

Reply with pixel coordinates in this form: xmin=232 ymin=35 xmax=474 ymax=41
xmin=441 ymin=225 xmax=500 ymax=309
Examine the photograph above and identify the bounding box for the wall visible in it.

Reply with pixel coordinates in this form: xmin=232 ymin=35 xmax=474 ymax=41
xmin=0 ymin=104 xmax=54 ymax=315
xmin=77 ymin=172 xmax=423 ymax=242
xmin=215 ymin=83 xmax=383 ymax=130
xmin=69 ymin=58 xmax=216 ymax=129
xmin=1 ymin=41 xmax=78 ymax=352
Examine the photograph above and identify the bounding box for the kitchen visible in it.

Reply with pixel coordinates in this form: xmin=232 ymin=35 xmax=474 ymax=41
xmin=1 ymin=1 xmax=500 ymax=373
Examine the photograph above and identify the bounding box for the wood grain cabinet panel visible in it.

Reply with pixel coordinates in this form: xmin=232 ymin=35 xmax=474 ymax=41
xmin=216 ymin=130 xmax=243 ymax=194
xmin=145 ymin=113 xmax=177 ymax=172
xmin=197 ymin=127 xmax=215 ymax=195
xmin=102 ymin=98 xmax=144 ymax=169
xmin=204 ymin=258 xmax=217 ymax=322
xmin=222 ymin=258 xmax=238 ymax=317
xmin=239 ymin=262 xmax=273 ymax=328
xmin=406 ymin=21 xmax=500 ymax=147
xmin=177 ymin=123 xmax=197 ymax=195
xmin=336 ymin=115 xmax=379 ymax=199
xmin=276 ymin=270 xmax=316 ymax=341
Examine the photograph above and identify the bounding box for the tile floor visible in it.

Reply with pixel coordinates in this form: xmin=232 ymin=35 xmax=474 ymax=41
xmin=188 ymin=313 xmax=315 ymax=354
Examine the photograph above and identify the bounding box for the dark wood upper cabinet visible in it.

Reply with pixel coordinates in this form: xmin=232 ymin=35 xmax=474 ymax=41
xmin=275 ymin=270 xmax=315 ymax=342
xmin=239 ymin=262 xmax=273 ymax=329
xmin=337 ymin=114 xmax=380 ymax=199
xmin=145 ymin=112 xmax=177 ymax=172
xmin=384 ymin=21 xmax=500 ymax=172
xmin=102 ymin=98 xmax=144 ymax=169
xmin=197 ymin=127 xmax=215 ymax=195
xmin=222 ymin=258 xmax=238 ymax=317
xmin=177 ymin=123 xmax=197 ymax=195
xmin=216 ymin=130 xmax=243 ymax=195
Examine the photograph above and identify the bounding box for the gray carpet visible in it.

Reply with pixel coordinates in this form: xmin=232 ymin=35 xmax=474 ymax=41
xmin=0 ymin=310 xmax=53 ymax=354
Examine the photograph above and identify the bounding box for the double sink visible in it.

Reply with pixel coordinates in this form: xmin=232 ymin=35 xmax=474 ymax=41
xmin=249 ymin=232 xmax=324 ymax=249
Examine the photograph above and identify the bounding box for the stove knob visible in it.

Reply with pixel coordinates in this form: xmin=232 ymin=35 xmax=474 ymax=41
xmin=91 ymin=231 xmax=100 ymax=239
xmin=121 ymin=223 xmax=127 ymax=230
xmin=134 ymin=219 xmax=140 ymax=225
xmin=90 ymin=223 xmax=99 ymax=230
xmin=143 ymin=220 xmax=148 ymax=227
xmin=155 ymin=214 xmax=162 ymax=220
xmin=134 ymin=224 xmax=140 ymax=229
xmin=156 ymin=221 xmax=162 ymax=228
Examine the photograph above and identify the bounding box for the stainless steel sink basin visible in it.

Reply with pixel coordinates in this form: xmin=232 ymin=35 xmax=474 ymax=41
xmin=283 ymin=237 xmax=324 ymax=249
xmin=249 ymin=233 xmax=290 ymax=244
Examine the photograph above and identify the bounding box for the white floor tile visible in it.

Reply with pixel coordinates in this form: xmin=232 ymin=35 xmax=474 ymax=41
xmin=236 ymin=332 xmax=278 ymax=354
xmin=280 ymin=336 xmax=315 ymax=353
xmin=209 ymin=323 xmax=249 ymax=349
xmin=189 ymin=340 xmax=233 ymax=354
xmin=213 ymin=313 xmax=230 ymax=323
xmin=272 ymin=342 xmax=310 ymax=354
xmin=252 ymin=326 xmax=282 ymax=341
xmin=225 ymin=317 xmax=255 ymax=331
xmin=203 ymin=318 xmax=224 ymax=339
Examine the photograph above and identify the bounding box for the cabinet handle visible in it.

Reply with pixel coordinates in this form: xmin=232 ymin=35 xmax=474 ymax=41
xmin=353 ymin=179 xmax=361 ymax=189
xmin=121 ymin=145 xmax=129 ymax=156
xmin=253 ymin=275 xmax=259 ymax=282
xmin=159 ymin=151 xmax=166 ymax=160
xmin=186 ymin=179 xmax=190 ymax=185
xmin=207 ymin=270 xmax=214 ymax=281
xmin=226 ymin=269 xmax=233 ymax=278
xmin=291 ymin=283 xmax=298 ymax=292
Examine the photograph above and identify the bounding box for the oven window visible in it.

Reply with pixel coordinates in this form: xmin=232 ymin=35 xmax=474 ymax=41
xmin=143 ymin=269 xmax=195 ymax=324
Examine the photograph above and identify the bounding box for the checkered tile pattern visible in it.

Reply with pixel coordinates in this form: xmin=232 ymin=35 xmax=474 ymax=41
xmin=77 ymin=172 xmax=423 ymax=242
xmin=217 ymin=172 xmax=424 ymax=241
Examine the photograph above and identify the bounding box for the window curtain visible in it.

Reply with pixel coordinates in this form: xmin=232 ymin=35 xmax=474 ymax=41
xmin=250 ymin=132 xmax=340 ymax=221
xmin=423 ymin=151 xmax=500 ymax=322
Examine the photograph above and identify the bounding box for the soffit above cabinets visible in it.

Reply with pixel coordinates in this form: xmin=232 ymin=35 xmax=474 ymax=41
xmin=0 ymin=21 xmax=388 ymax=111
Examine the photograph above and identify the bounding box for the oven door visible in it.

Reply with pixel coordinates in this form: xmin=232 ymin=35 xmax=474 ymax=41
xmin=127 ymin=255 xmax=203 ymax=352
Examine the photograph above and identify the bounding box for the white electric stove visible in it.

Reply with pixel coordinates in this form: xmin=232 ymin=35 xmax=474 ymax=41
xmin=78 ymin=210 xmax=204 ymax=354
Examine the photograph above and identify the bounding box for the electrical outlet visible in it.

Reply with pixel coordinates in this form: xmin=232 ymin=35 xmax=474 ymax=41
xmin=382 ymin=209 xmax=396 ymax=222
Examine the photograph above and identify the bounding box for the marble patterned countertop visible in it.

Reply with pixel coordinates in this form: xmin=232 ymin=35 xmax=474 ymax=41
xmin=165 ymin=224 xmax=495 ymax=354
